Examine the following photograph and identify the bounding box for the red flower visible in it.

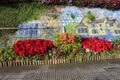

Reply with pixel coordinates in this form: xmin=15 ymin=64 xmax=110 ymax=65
xmin=13 ymin=39 xmax=54 ymax=57
xmin=81 ymin=38 xmax=113 ymax=53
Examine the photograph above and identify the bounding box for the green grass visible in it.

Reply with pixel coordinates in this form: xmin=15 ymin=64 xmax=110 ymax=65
xmin=0 ymin=2 xmax=53 ymax=28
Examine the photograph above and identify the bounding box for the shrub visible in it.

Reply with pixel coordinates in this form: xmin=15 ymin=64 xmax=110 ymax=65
xmin=13 ymin=39 xmax=54 ymax=57
xmin=101 ymin=51 xmax=109 ymax=56
xmin=0 ymin=46 xmax=17 ymax=62
xmin=111 ymin=39 xmax=120 ymax=45
xmin=81 ymin=38 xmax=113 ymax=53
xmin=111 ymin=39 xmax=120 ymax=49
xmin=54 ymin=33 xmax=82 ymax=54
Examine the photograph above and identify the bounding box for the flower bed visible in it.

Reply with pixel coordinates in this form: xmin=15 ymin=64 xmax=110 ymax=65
xmin=41 ymin=0 xmax=120 ymax=10
xmin=14 ymin=39 xmax=53 ymax=57
xmin=81 ymin=38 xmax=113 ymax=53
xmin=0 ymin=33 xmax=120 ymax=67
xmin=73 ymin=0 xmax=120 ymax=10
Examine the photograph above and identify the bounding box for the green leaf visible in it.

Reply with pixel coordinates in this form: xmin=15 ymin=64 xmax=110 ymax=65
xmin=78 ymin=54 xmax=83 ymax=61
xmin=86 ymin=11 xmax=95 ymax=21
xmin=69 ymin=54 xmax=74 ymax=60
xmin=52 ymin=14 xmax=58 ymax=19
xmin=70 ymin=14 xmax=76 ymax=19
xmin=101 ymin=51 xmax=108 ymax=56
xmin=86 ymin=52 xmax=92 ymax=57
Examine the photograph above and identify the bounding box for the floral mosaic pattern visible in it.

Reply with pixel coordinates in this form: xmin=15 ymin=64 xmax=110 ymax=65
xmin=18 ymin=6 xmax=120 ymax=41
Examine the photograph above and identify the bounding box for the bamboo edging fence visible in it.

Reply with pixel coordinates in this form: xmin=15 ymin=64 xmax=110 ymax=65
xmin=0 ymin=54 xmax=120 ymax=68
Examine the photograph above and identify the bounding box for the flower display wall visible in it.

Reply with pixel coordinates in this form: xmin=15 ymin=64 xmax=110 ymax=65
xmin=0 ymin=33 xmax=120 ymax=64
xmin=0 ymin=1 xmax=120 ymax=64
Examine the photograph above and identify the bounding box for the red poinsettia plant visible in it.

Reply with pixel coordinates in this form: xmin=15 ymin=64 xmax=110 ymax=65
xmin=13 ymin=39 xmax=53 ymax=57
xmin=81 ymin=38 xmax=113 ymax=53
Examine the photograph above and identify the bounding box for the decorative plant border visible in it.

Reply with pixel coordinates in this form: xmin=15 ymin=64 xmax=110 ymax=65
xmin=0 ymin=54 xmax=120 ymax=68
xmin=1 ymin=33 xmax=120 ymax=68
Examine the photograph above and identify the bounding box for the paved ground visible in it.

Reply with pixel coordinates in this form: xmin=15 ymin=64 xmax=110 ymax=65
xmin=0 ymin=59 xmax=120 ymax=80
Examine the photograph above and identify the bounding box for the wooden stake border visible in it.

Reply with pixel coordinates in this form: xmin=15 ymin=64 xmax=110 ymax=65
xmin=0 ymin=54 xmax=120 ymax=68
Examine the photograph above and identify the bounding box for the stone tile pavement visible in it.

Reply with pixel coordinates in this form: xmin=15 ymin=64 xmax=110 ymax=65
xmin=0 ymin=60 xmax=120 ymax=80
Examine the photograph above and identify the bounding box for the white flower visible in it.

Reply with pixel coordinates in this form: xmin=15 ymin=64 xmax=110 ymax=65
xmin=86 ymin=49 xmax=90 ymax=52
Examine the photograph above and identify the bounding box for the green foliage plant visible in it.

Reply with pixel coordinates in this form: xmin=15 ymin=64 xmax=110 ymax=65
xmin=0 ymin=46 xmax=17 ymax=62
xmin=68 ymin=53 xmax=74 ymax=60
xmin=52 ymin=14 xmax=58 ymax=19
xmin=112 ymin=49 xmax=120 ymax=55
xmin=86 ymin=52 xmax=92 ymax=57
xmin=86 ymin=11 xmax=95 ymax=21
xmin=76 ymin=53 xmax=83 ymax=62
xmin=30 ymin=55 xmax=44 ymax=61
xmin=48 ymin=50 xmax=56 ymax=58
xmin=101 ymin=51 xmax=109 ymax=56
xmin=111 ymin=39 xmax=120 ymax=45
xmin=70 ymin=14 xmax=76 ymax=19
xmin=16 ymin=56 xmax=28 ymax=62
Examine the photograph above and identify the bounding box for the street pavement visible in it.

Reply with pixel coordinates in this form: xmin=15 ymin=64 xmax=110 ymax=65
xmin=0 ymin=59 xmax=120 ymax=80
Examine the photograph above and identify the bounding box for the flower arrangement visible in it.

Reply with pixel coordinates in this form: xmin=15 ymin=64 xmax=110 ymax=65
xmin=81 ymin=38 xmax=113 ymax=53
xmin=0 ymin=33 xmax=120 ymax=63
xmin=54 ymin=33 xmax=82 ymax=54
xmin=13 ymin=39 xmax=53 ymax=57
